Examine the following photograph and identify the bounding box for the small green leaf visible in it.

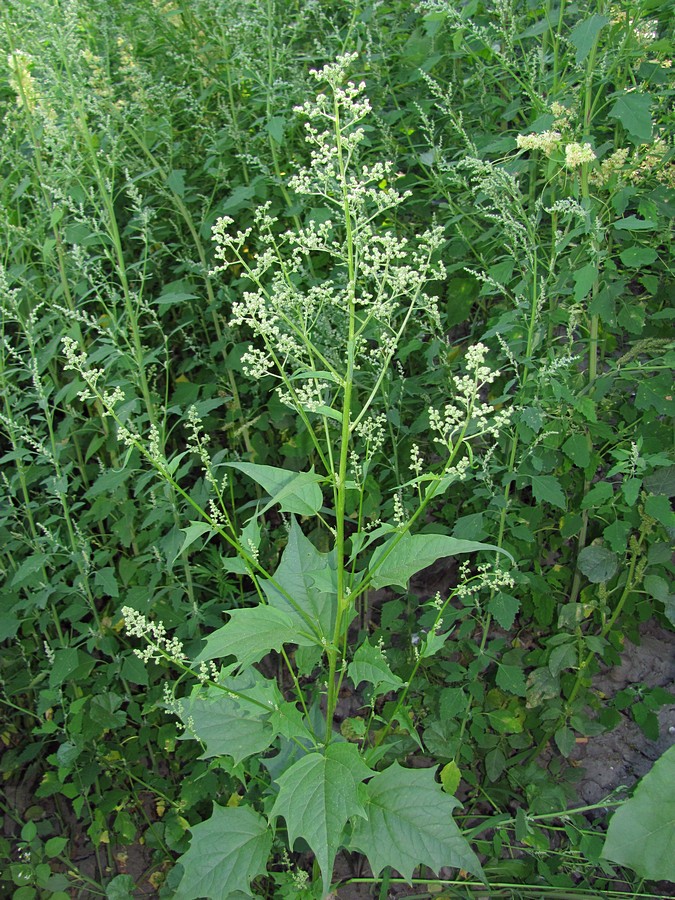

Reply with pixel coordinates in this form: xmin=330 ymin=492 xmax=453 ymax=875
xmin=262 ymin=518 xmax=336 ymax=644
xmin=349 ymin=640 xmax=403 ymax=695
xmin=166 ymin=169 xmax=185 ymax=197
xmin=420 ymin=628 xmax=452 ymax=659
xmin=603 ymin=519 xmax=631 ymax=553
xmin=440 ymin=760 xmax=461 ymax=795
xmin=577 ymin=545 xmax=619 ymax=583
xmin=612 ymin=215 xmax=657 ymax=231
xmin=226 ymin=462 xmax=323 ymax=516
xmin=554 ymin=726 xmax=575 ymax=758
xmin=267 ymin=115 xmax=285 ymax=145
xmin=529 ymin=474 xmax=566 ymax=510
xmin=369 ymin=533 xmax=511 ymax=590
xmin=44 ymin=836 xmax=68 ymax=858
xmin=106 ymin=874 xmax=135 ymax=899
xmin=622 ymin=477 xmax=641 ymax=506
xmin=196 ymin=605 xmax=306 ymax=669
xmin=619 ymin=246 xmax=657 ymax=267
xmin=645 ymin=493 xmax=675 ymax=529
xmin=485 ymin=747 xmax=506 ymax=781
xmin=350 ymin=763 xmax=484 ymax=882
xmin=602 ymin=745 xmax=675 ymax=881
xmin=94 ymin=567 xmax=118 ymax=598
xmin=562 ymin=433 xmax=590 ymax=468
xmin=488 ymin=592 xmax=520 ymax=630
xmin=496 ymin=664 xmax=527 ymax=697
xmin=174 ymin=805 xmax=272 ymax=900
xmin=270 ymin=743 xmax=370 ymax=895
xmin=549 ymin=642 xmax=577 ymax=678
xmin=573 ymin=263 xmax=597 ymax=302
xmin=180 ymin=522 xmax=215 ymax=555
xmin=609 ymin=92 xmax=653 ymax=143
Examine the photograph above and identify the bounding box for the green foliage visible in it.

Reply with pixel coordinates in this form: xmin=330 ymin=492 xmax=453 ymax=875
xmin=1 ymin=0 xmax=673 ymax=897
xmin=602 ymin=745 xmax=675 ymax=882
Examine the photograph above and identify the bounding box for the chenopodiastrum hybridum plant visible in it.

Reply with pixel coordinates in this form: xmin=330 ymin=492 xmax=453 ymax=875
xmin=63 ymin=54 xmax=514 ymax=897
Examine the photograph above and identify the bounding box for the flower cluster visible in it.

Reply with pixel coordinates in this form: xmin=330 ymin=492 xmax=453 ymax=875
xmin=122 ymin=606 xmax=186 ymax=664
xmin=429 ymin=343 xmax=511 ymax=449
xmin=564 ymin=142 xmax=596 ymax=168
xmin=516 ymin=130 xmax=562 ymax=156
xmin=211 ymin=55 xmax=444 ymax=404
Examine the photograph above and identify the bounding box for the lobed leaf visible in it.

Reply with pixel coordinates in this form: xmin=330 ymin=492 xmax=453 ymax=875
xmin=174 ymin=805 xmax=272 ymax=900
xmin=350 ymin=763 xmax=484 ymax=882
xmin=270 ymin=742 xmax=371 ymax=895
xmin=195 ymin=605 xmax=308 ymax=669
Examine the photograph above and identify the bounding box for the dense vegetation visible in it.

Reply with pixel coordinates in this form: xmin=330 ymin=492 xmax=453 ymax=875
xmin=1 ymin=0 xmax=673 ymax=897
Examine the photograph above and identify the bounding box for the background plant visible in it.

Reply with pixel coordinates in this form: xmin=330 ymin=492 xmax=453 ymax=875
xmin=1 ymin=0 xmax=673 ymax=898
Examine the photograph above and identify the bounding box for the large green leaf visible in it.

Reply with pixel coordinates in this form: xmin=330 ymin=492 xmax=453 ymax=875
xmin=176 ymin=671 xmax=278 ymax=765
xmin=262 ymin=518 xmax=336 ymax=643
xmin=609 ymin=92 xmax=653 ymax=143
xmin=226 ymin=462 xmax=323 ymax=516
xmin=369 ymin=533 xmax=510 ymax=590
xmin=569 ymin=14 xmax=608 ymax=64
xmin=195 ymin=605 xmax=310 ymax=669
xmin=270 ymin=743 xmax=370 ymax=895
xmin=602 ymin=745 xmax=675 ymax=882
xmin=348 ymin=640 xmax=404 ymax=695
xmin=350 ymin=763 xmax=484 ymax=882
xmin=174 ymin=805 xmax=272 ymax=900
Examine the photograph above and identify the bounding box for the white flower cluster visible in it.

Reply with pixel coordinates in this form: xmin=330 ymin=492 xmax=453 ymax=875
xmin=456 ymin=560 xmax=516 ymax=600
xmin=122 ymin=606 xmax=186 ymax=664
xmin=516 ymin=130 xmax=562 ymax=156
xmin=429 ymin=343 xmax=511 ymax=449
xmin=211 ymin=54 xmax=445 ymax=396
xmin=564 ymin=142 xmax=596 ymax=168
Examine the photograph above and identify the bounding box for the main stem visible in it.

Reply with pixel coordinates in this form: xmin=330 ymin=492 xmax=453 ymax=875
xmin=325 ymin=92 xmax=357 ymax=743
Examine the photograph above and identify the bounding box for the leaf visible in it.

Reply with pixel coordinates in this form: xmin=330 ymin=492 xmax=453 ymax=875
xmin=569 ymin=14 xmax=609 ymax=64
xmin=94 ymin=567 xmax=118 ymax=598
xmin=180 ymin=521 xmax=215 ymax=556
xmin=270 ymin=743 xmax=370 ymax=895
xmin=612 ymin=215 xmax=657 ymax=231
xmin=645 ymin=494 xmax=675 ymax=529
xmin=562 ymin=433 xmax=590 ymax=468
xmin=226 ymin=462 xmax=323 ymax=516
xmin=350 ymin=763 xmax=484 ymax=882
xmin=619 ymin=247 xmax=657 ymax=267
xmin=266 ymin=116 xmax=285 ymax=145
xmin=177 ymin=672 xmax=278 ymax=765
xmin=440 ymin=761 xmax=461 ymax=795
xmin=554 ymin=726 xmax=575 ymax=758
xmin=348 ymin=640 xmax=403 ymax=695
xmin=488 ymin=592 xmax=520 ymax=630
xmin=529 ymin=474 xmax=566 ymax=510
xmin=369 ymin=532 xmax=510 ymax=590
xmin=549 ymin=642 xmax=577 ymax=678
xmin=609 ymin=92 xmax=653 ymax=143
xmin=496 ymin=664 xmax=527 ymax=697
xmin=174 ymin=805 xmax=272 ymax=900
xmin=261 ymin=518 xmax=336 ymax=645
xmin=573 ymin=263 xmax=597 ymax=302
xmin=577 ymin=545 xmax=619 ymax=583
xmin=195 ymin=606 xmax=309 ymax=669
xmin=602 ymin=745 xmax=675 ymax=881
